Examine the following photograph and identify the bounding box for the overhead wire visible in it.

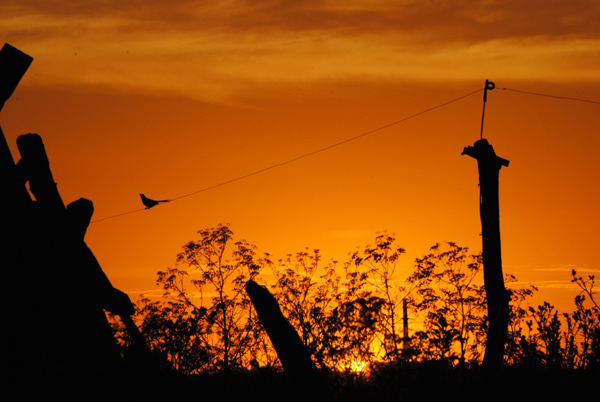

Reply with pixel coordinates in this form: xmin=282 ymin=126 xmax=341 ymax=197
xmin=91 ymin=88 xmax=483 ymax=223
xmin=91 ymin=85 xmax=600 ymax=224
xmin=500 ymin=88 xmax=600 ymax=105
xmin=92 ymin=208 xmax=146 ymax=223
xmin=169 ymin=88 xmax=484 ymax=202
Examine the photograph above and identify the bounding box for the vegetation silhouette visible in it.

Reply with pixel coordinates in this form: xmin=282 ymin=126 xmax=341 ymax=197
xmin=2 ymin=43 xmax=598 ymax=400
xmin=106 ymin=224 xmax=598 ymax=401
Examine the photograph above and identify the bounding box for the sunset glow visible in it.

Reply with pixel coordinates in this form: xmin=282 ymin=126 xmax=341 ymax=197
xmin=348 ymin=359 xmax=369 ymax=374
xmin=2 ymin=0 xmax=599 ymax=322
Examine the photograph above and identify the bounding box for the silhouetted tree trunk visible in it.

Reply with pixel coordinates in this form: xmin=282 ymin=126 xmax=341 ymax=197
xmin=1 ymin=44 xmax=155 ymax=399
xmin=462 ymin=139 xmax=510 ymax=371
xmin=246 ymin=280 xmax=329 ymax=400
xmin=16 ymin=134 xmax=128 ymax=372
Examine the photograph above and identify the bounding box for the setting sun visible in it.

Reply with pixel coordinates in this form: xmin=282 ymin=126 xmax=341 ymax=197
xmin=2 ymin=1 xmax=599 ymax=400
xmin=348 ymin=359 xmax=369 ymax=374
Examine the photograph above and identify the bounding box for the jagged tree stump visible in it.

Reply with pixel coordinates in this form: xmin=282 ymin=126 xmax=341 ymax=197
xmin=246 ymin=280 xmax=328 ymax=400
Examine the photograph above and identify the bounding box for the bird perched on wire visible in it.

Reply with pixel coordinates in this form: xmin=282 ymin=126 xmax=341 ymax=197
xmin=140 ymin=193 xmax=170 ymax=209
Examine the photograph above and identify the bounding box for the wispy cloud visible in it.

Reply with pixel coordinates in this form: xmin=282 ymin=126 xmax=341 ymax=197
xmin=525 ymin=280 xmax=579 ymax=291
xmin=124 ymin=288 xmax=164 ymax=298
xmin=4 ymin=0 xmax=599 ymax=102
xmin=531 ymin=265 xmax=598 ymax=274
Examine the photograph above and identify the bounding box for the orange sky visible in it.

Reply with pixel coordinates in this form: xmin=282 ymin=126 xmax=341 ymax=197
xmin=2 ymin=0 xmax=599 ymax=315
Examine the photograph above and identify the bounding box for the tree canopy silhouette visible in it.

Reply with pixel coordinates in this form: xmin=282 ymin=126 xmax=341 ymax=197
xmin=108 ymin=225 xmax=599 ymax=377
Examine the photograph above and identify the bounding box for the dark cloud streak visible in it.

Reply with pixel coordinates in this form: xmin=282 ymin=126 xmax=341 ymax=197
xmin=5 ymin=0 xmax=600 ymax=44
xmin=3 ymin=0 xmax=599 ymax=101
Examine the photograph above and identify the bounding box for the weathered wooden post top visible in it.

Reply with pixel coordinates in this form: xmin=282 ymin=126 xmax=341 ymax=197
xmin=462 ymin=139 xmax=509 ymax=168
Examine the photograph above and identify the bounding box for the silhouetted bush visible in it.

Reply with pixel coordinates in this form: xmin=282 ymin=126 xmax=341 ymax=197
xmin=109 ymin=225 xmax=599 ymax=376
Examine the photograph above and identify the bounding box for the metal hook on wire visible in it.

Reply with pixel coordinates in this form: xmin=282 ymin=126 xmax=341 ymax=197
xmin=480 ymin=79 xmax=495 ymax=140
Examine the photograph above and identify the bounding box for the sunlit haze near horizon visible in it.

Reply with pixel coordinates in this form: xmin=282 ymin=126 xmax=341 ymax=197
xmin=2 ymin=0 xmax=599 ymax=315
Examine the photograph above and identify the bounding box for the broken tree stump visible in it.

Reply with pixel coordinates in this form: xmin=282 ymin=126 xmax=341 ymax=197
xmin=7 ymin=134 xmax=129 ymax=376
xmin=246 ymin=280 xmax=329 ymax=400
xmin=1 ymin=43 xmax=157 ymax=399
xmin=462 ymin=138 xmax=510 ymax=371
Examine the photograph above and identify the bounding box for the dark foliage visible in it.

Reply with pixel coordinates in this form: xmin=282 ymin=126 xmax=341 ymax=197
xmin=108 ymin=226 xmax=599 ymax=380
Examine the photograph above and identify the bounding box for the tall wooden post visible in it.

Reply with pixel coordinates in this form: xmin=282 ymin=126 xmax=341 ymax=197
xmin=402 ymin=298 xmax=409 ymax=350
xmin=462 ymin=139 xmax=510 ymax=370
